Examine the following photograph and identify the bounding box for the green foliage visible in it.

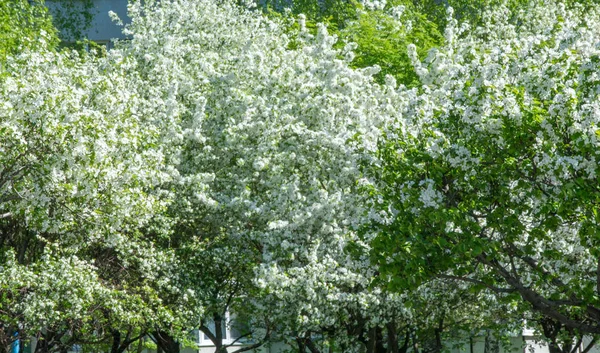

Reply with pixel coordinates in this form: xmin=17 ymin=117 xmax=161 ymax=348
xmin=261 ymin=0 xmax=444 ymax=86
xmin=367 ymin=0 xmax=600 ymax=341
xmin=411 ymin=0 xmax=511 ymax=30
xmin=60 ymin=39 xmax=108 ymax=57
xmin=412 ymin=0 xmax=598 ymax=32
xmin=340 ymin=4 xmax=443 ymax=85
xmin=0 ymin=0 xmax=58 ymax=63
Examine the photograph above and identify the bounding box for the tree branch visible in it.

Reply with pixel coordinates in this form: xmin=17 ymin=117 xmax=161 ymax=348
xmin=477 ymin=253 xmax=600 ymax=334
xmin=199 ymin=324 xmax=217 ymax=344
xmin=438 ymin=274 xmax=517 ymax=293
xmin=230 ymin=321 xmax=272 ymax=353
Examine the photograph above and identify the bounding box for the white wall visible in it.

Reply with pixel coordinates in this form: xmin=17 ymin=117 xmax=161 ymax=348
xmin=45 ymin=0 xmax=130 ymax=42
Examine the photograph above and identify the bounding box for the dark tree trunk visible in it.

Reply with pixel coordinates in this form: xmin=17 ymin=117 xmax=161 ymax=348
xmin=470 ymin=336 xmax=475 ymax=353
xmin=0 ymin=327 xmax=13 ymax=353
xmin=386 ymin=323 xmax=399 ymax=353
xmin=34 ymin=336 xmax=50 ymax=353
xmin=32 ymin=329 xmax=69 ymax=353
xmin=153 ymin=330 xmax=179 ymax=353
xmin=296 ymin=336 xmax=307 ymax=353
xmin=540 ymin=317 xmax=565 ymax=353
xmin=373 ymin=327 xmax=386 ymax=353
xmin=110 ymin=328 xmax=145 ymax=353
xmin=34 ymin=331 xmax=55 ymax=353
xmin=433 ymin=329 xmax=442 ymax=353
xmin=199 ymin=313 xmax=228 ymax=353
xmin=398 ymin=329 xmax=411 ymax=353
xmin=295 ymin=333 xmax=321 ymax=353
xmin=214 ymin=313 xmax=226 ymax=353
xmin=111 ymin=330 xmax=122 ymax=353
xmin=366 ymin=327 xmax=377 ymax=353
xmin=137 ymin=337 xmax=145 ymax=353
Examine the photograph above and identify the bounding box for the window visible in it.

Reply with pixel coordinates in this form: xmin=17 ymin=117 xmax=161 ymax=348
xmin=198 ymin=312 xmax=249 ymax=346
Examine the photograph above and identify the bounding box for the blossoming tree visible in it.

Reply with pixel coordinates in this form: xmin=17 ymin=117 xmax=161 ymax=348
xmin=369 ymin=1 xmax=600 ymax=350
xmin=6 ymin=0 xmax=591 ymax=351
xmin=113 ymin=0 xmax=436 ymax=351
xmin=0 ymin=31 xmax=178 ymax=351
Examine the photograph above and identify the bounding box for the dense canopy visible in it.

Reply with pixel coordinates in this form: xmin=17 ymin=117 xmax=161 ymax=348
xmin=2 ymin=0 xmax=600 ymax=352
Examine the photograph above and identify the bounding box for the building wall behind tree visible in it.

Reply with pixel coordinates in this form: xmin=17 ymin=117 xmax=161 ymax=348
xmin=44 ymin=0 xmax=129 ymax=43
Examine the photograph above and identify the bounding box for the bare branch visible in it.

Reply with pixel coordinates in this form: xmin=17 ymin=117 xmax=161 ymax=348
xmin=230 ymin=321 xmax=272 ymax=353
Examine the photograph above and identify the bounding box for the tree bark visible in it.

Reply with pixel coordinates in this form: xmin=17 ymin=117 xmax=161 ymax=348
xmin=469 ymin=336 xmax=474 ymax=353
xmin=386 ymin=323 xmax=399 ymax=353
xmin=296 ymin=336 xmax=307 ymax=353
xmin=304 ymin=336 xmax=322 ymax=353
xmin=110 ymin=328 xmax=145 ymax=353
xmin=137 ymin=337 xmax=145 ymax=353
xmin=399 ymin=329 xmax=410 ymax=353
xmin=111 ymin=330 xmax=121 ymax=353
xmin=366 ymin=327 xmax=377 ymax=353
xmin=152 ymin=330 xmax=179 ymax=353
xmin=214 ymin=313 xmax=226 ymax=353
xmin=433 ymin=318 xmax=444 ymax=353
xmin=34 ymin=331 xmax=58 ymax=353
xmin=540 ymin=318 xmax=564 ymax=353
